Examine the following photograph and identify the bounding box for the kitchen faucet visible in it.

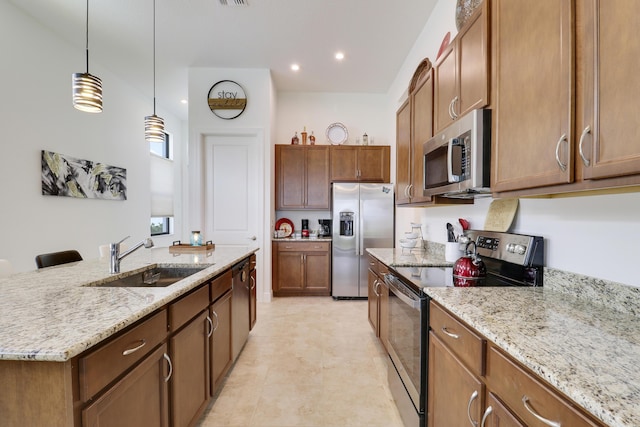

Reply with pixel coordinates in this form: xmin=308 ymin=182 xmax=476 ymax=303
xmin=110 ymin=236 xmax=154 ymax=274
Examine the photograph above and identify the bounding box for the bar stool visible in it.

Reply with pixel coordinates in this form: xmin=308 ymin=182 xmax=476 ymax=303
xmin=35 ymin=250 xmax=83 ymax=269
xmin=0 ymin=259 xmax=13 ymax=278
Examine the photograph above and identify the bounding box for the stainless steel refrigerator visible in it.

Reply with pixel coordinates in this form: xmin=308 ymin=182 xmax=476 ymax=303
xmin=332 ymin=183 xmax=395 ymax=298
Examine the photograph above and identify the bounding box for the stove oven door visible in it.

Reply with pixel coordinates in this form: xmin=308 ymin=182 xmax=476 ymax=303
xmin=384 ymin=273 xmax=427 ymax=427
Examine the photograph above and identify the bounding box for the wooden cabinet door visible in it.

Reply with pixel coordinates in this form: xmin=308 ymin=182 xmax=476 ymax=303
xmin=367 ymin=268 xmax=380 ymax=335
xmin=169 ymin=311 xmax=210 ymax=427
xmin=411 ymin=70 xmax=433 ymax=204
xmin=428 ymin=332 xmax=484 ymax=427
xmin=491 ymin=0 xmax=574 ymax=192
xmin=331 ymin=146 xmax=359 ymax=181
xmin=275 ymin=145 xmax=305 ymax=209
xmin=578 ymin=0 xmax=640 ymax=180
xmin=458 ymin=1 xmax=489 ymax=118
xmin=210 ymin=291 xmax=232 ymax=394
xmin=305 ymin=146 xmax=331 ymax=208
xmin=274 ymin=250 xmax=304 ymax=293
xmin=483 ymin=392 xmax=526 ymax=427
xmin=304 ymin=251 xmax=331 ymax=294
xmin=434 ymin=42 xmax=458 ymax=134
xmin=358 ymin=146 xmax=390 ymax=183
xmin=82 ymin=345 xmax=170 ymax=427
xmin=396 ymin=98 xmax=412 ymax=204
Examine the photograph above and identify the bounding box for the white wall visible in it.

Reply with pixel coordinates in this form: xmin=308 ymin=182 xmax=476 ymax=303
xmin=389 ymin=0 xmax=640 ymax=287
xmin=0 ymin=1 xmax=184 ymax=272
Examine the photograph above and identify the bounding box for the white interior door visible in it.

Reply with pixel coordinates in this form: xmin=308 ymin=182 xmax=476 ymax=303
xmin=203 ymin=133 xmax=259 ymax=246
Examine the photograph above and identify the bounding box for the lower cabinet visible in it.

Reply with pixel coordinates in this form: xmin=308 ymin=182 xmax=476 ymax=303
xmin=209 ymin=270 xmax=233 ymax=395
xmin=367 ymin=254 xmax=389 ymax=350
xmin=428 ymin=301 xmax=606 ymax=427
xmin=82 ymin=344 xmax=170 ymax=427
xmin=169 ymin=310 xmax=211 ymax=427
xmin=272 ymin=241 xmax=331 ymax=296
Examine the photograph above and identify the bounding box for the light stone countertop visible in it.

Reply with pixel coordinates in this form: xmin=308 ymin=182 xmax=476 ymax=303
xmin=367 ymin=246 xmax=640 ymax=426
xmin=422 ymin=287 xmax=639 ymax=427
xmin=366 ymin=247 xmax=452 ymax=267
xmin=0 ymin=245 xmax=258 ymax=362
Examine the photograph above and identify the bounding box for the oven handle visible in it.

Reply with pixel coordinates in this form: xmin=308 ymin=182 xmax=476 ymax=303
xmin=384 ymin=274 xmax=421 ymax=310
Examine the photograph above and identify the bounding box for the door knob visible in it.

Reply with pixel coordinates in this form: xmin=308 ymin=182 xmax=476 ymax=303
xmin=249 ymin=236 xmax=257 ymax=241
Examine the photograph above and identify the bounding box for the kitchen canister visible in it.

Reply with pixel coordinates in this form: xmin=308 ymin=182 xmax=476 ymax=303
xmin=445 ymin=241 xmax=463 ymax=262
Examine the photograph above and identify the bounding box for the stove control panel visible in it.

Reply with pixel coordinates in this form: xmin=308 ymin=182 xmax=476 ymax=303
xmin=466 ymin=230 xmax=544 ymax=267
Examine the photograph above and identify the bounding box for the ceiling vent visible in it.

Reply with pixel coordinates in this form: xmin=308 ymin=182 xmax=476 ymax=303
xmin=219 ymin=0 xmax=249 ymax=6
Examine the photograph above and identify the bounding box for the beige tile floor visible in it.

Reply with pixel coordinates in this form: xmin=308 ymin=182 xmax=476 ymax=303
xmin=198 ymin=297 xmax=404 ymax=427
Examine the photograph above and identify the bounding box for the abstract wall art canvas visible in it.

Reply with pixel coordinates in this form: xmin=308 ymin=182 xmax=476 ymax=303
xmin=41 ymin=150 xmax=127 ymax=200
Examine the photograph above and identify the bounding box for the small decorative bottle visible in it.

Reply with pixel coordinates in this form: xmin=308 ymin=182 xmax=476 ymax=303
xmin=291 ymin=132 xmax=299 ymax=145
xmin=309 ymin=131 xmax=316 ymax=145
xmin=362 ymin=132 xmax=369 ymax=145
xmin=301 ymin=127 xmax=308 ymax=145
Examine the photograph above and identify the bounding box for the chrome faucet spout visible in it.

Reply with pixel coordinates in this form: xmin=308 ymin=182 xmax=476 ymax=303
xmin=109 ymin=237 xmax=154 ymax=274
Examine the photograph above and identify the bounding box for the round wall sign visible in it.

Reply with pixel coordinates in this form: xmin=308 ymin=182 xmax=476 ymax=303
xmin=207 ymin=80 xmax=247 ymax=119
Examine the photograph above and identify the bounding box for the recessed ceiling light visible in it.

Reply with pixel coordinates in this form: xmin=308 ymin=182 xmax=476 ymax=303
xmin=291 ymin=63 xmax=300 ymax=71
xmin=335 ymin=52 xmax=345 ymax=61
xmin=180 ymin=99 xmax=188 ymax=105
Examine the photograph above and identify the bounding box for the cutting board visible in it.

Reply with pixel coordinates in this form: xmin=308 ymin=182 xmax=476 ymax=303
xmin=484 ymin=198 xmax=519 ymax=232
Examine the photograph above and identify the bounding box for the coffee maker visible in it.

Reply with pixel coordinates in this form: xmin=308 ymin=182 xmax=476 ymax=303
xmin=318 ymin=219 xmax=332 ymax=237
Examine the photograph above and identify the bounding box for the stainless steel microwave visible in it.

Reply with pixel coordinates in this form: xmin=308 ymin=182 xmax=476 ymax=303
xmin=423 ymin=109 xmax=491 ymax=198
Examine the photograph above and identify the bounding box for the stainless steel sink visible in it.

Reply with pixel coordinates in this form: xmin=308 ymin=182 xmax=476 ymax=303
xmin=87 ymin=266 xmax=209 ymax=288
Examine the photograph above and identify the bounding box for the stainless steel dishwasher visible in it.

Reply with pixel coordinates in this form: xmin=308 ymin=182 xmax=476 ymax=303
xmin=231 ymin=258 xmax=251 ymax=361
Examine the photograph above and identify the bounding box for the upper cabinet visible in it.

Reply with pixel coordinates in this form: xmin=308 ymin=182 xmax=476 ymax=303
xmin=397 ymin=59 xmax=434 ymax=205
xmin=577 ymin=0 xmax=640 ymax=181
xmin=275 ymin=145 xmax=331 ymax=210
xmin=330 ymin=146 xmax=390 ymax=183
xmin=434 ymin=0 xmax=490 ymax=135
xmin=492 ymin=0 xmax=640 ymax=196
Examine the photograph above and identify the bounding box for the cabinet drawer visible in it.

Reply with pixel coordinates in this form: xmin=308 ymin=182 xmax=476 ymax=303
xmin=485 ymin=344 xmax=603 ymax=427
xmin=429 ymin=302 xmax=485 ymax=376
xmin=210 ymin=270 xmax=232 ymax=303
xmin=276 ymin=241 xmax=330 ymax=252
xmin=79 ymin=309 xmax=167 ymax=401
xmin=169 ymin=284 xmax=209 ymax=332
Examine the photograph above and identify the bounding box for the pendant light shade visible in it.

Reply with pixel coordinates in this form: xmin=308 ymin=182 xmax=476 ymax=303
xmin=145 ymin=114 xmax=165 ymax=142
xmin=145 ymin=0 xmax=165 ymax=142
xmin=72 ymin=0 xmax=102 ymax=113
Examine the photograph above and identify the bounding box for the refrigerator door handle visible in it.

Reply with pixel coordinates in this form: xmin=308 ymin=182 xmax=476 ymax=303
xmin=359 ymin=199 xmax=365 ymax=256
xmin=354 ymin=211 xmax=359 ymax=256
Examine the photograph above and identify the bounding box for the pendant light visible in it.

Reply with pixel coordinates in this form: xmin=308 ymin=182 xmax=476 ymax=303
xmin=145 ymin=0 xmax=165 ymax=142
xmin=72 ymin=0 xmax=103 ymax=113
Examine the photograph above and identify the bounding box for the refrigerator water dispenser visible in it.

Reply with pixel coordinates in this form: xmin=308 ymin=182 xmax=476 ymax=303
xmin=339 ymin=212 xmax=354 ymax=236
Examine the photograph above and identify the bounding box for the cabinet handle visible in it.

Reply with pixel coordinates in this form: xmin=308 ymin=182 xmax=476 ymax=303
xmin=449 ymin=98 xmax=456 ymax=119
xmin=206 ymin=315 xmax=214 ymax=338
xmin=441 ymin=326 xmax=460 ymax=339
xmin=373 ymin=279 xmax=381 ymax=297
xmin=452 ymin=96 xmax=459 ymax=119
xmin=211 ymin=310 xmax=220 ymax=332
xmin=408 ymin=184 xmax=413 ymax=198
xmin=522 ymin=396 xmax=561 ymax=427
xmin=578 ymin=125 xmax=591 ymax=167
xmin=250 ymin=275 xmax=256 ymax=290
xmin=284 ymin=246 xmax=293 ymax=249
xmin=467 ymin=390 xmax=479 ymax=426
xmin=122 ymin=339 xmax=146 ymax=356
xmin=480 ymin=406 xmax=493 ymax=427
xmin=554 ymin=134 xmax=568 ymax=171
xmin=163 ymin=353 xmax=173 ymax=383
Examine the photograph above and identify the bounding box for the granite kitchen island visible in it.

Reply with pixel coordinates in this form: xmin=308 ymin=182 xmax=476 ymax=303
xmin=0 ymin=245 xmax=259 ymax=426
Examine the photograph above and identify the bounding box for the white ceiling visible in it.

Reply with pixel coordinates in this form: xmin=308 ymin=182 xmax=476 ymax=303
xmin=10 ymin=0 xmax=438 ymax=120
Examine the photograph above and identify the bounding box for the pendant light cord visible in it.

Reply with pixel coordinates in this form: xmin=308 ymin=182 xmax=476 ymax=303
xmin=85 ymin=0 xmax=90 ymax=73
xmin=152 ymin=0 xmax=157 ymax=115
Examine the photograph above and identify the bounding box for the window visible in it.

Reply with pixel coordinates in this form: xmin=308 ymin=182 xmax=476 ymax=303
xmin=150 ymin=132 xmax=174 ymax=236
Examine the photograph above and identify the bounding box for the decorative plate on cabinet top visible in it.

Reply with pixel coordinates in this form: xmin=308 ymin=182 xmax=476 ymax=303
xmin=275 ymin=218 xmax=294 ymax=237
xmin=326 ymin=122 xmax=348 ymax=145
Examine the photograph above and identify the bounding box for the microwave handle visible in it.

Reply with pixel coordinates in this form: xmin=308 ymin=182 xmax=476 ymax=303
xmin=447 ymin=137 xmax=462 ymax=183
